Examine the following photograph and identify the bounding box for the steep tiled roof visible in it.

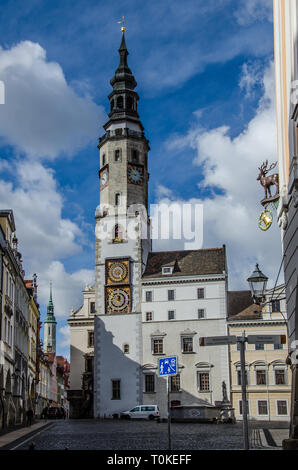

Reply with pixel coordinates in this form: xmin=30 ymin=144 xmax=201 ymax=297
xmin=228 ymin=290 xmax=253 ymax=317
xmin=228 ymin=290 xmax=262 ymax=320
xmin=229 ymin=303 xmax=262 ymax=320
xmin=142 ymin=246 xmax=226 ymax=278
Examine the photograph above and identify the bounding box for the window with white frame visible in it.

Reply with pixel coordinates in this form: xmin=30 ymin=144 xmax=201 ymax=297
xmin=274 ymin=368 xmax=286 ymax=385
xmin=152 ymin=338 xmax=163 ymax=354
xmin=162 ymin=267 xmax=173 ymax=275
xmin=168 ymin=310 xmax=175 ymax=320
xmin=277 ymin=400 xmax=288 ymax=415
xmin=236 ymin=367 xmax=248 ymax=386
xmin=144 ymin=374 xmax=155 ymax=393
xmin=198 ymin=309 xmax=205 ymax=319
xmin=239 ymin=400 xmax=249 ymax=415
xmin=198 ymin=372 xmax=210 ymax=391
xmin=182 ymin=336 xmax=193 ymax=353
xmin=146 ymin=312 xmax=153 ymax=321
xmin=256 ymin=369 xmax=267 ymax=385
xmin=197 ymin=288 xmax=205 ymax=299
xmin=145 ymin=291 xmax=152 ymax=302
xmin=271 ymin=300 xmax=281 ymax=312
xmin=168 ymin=289 xmax=175 ymax=301
xmin=258 ymin=400 xmax=268 ymax=415
xmin=170 ymin=374 xmax=181 ymax=392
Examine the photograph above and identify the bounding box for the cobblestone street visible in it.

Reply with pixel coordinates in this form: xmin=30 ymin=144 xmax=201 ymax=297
xmin=6 ymin=419 xmax=289 ymax=451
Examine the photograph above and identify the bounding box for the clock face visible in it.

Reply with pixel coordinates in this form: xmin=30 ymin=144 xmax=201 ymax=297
xmin=106 ymin=287 xmax=130 ymax=313
xmin=100 ymin=170 xmax=108 ymax=188
xmin=128 ymin=165 xmax=143 ymax=185
xmin=108 ymin=261 xmax=128 ymax=283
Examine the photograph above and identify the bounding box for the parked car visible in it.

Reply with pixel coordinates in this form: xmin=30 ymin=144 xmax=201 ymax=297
xmin=120 ymin=405 xmax=159 ymax=420
xmin=47 ymin=407 xmax=64 ymax=419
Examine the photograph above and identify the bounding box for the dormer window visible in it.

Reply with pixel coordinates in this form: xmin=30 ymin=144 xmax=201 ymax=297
xmin=162 ymin=267 xmax=173 ymax=275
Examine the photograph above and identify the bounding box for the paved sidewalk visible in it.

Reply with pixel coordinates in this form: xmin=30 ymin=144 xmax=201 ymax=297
xmin=0 ymin=420 xmax=51 ymax=449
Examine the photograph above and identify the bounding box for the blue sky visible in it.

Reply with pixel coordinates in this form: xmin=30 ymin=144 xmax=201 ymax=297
xmin=0 ymin=0 xmax=282 ymax=357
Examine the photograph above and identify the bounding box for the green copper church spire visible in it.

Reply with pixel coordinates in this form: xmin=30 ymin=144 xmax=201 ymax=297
xmin=45 ymin=281 xmax=56 ymax=323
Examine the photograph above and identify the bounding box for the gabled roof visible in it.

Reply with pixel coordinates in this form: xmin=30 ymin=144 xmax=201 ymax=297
xmin=142 ymin=246 xmax=226 ymax=279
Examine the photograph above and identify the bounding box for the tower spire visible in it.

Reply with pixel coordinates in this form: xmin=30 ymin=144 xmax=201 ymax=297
xmin=44 ymin=281 xmax=57 ymax=354
xmin=46 ymin=281 xmax=56 ymax=320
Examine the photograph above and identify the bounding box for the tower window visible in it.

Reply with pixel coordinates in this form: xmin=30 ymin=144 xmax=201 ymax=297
xmin=115 ymin=149 xmax=121 ymax=162
xmin=115 ymin=193 xmax=120 ymax=206
xmin=102 ymin=154 xmax=106 ymax=166
xmin=123 ymin=344 xmax=129 ymax=354
xmin=111 ymin=100 xmax=114 ymax=111
xmin=127 ymin=96 xmax=133 ymax=110
xmin=113 ymin=224 xmax=123 ymax=242
xmin=116 ymin=96 xmax=123 ymax=109
xmin=132 ymin=149 xmax=138 ymax=162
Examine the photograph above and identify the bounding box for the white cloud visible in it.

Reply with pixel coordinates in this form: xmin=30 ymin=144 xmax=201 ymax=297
xmin=38 ymin=261 xmax=94 ymax=317
xmin=154 ymin=61 xmax=283 ymax=290
xmin=59 ymin=325 xmax=70 ymax=349
xmin=0 ymin=160 xmax=82 ymax=264
xmin=0 ymin=40 xmax=104 ymax=159
xmin=239 ymin=61 xmax=265 ymax=98
xmin=235 ymin=0 xmax=273 ymax=25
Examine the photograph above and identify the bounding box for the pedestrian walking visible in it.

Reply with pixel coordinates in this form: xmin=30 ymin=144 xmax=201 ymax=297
xmin=26 ymin=408 xmax=34 ymax=427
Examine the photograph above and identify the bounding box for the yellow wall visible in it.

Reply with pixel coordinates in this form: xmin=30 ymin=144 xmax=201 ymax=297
xmin=228 ymin=321 xmax=291 ymax=421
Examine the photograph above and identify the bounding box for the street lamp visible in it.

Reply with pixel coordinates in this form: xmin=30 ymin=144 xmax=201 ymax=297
xmin=247 ymin=263 xmax=268 ymax=305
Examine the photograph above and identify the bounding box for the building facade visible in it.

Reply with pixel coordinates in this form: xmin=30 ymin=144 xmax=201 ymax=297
xmin=68 ymin=284 xmax=95 ymax=418
xmin=228 ymin=286 xmax=291 ymax=421
xmin=0 ymin=210 xmax=30 ymax=428
xmin=69 ymin=32 xmax=231 ymax=420
xmin=25 ymin=278 xmax=40 ymax=413
xmin=36 ymin=355 xmax=51 ymax=417
xmin=273 ymin=0 xmax=298 ymax=440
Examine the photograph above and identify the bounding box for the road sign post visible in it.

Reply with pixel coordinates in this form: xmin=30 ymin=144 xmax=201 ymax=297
xmin=159 ymin=356 xmax=178 ymax=451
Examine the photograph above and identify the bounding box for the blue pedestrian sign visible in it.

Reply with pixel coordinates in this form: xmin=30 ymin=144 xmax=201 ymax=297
xmin=159 ymin=356 xmax=178 ymax=376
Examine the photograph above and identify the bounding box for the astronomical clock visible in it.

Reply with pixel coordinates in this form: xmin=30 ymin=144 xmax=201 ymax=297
xmin=105 ymin=259 xmax=131 ymax=314
xmin=127 ymin=164 xmax=144 ymax=185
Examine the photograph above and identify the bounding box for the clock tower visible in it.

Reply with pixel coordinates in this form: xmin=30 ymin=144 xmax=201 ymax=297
xmin=93 ymin=30 xmax=151 ymax=417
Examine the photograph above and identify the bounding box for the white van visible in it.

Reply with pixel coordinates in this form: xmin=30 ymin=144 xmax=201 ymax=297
xmin=120 ymin=405 xmax=159 ymax=420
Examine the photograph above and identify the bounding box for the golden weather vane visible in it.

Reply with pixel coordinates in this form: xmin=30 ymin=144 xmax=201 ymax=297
xmin=117 ymin=15 xmax=126 ymax=33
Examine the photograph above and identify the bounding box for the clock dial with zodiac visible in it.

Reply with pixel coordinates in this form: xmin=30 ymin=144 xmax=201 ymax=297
xmin=106 ymin=286 xmax=131 ymax=313
xmin=127 ymin=165 xmax=144 ymax=185
xmin=106 ymin=259 xmax=129 ymax=285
